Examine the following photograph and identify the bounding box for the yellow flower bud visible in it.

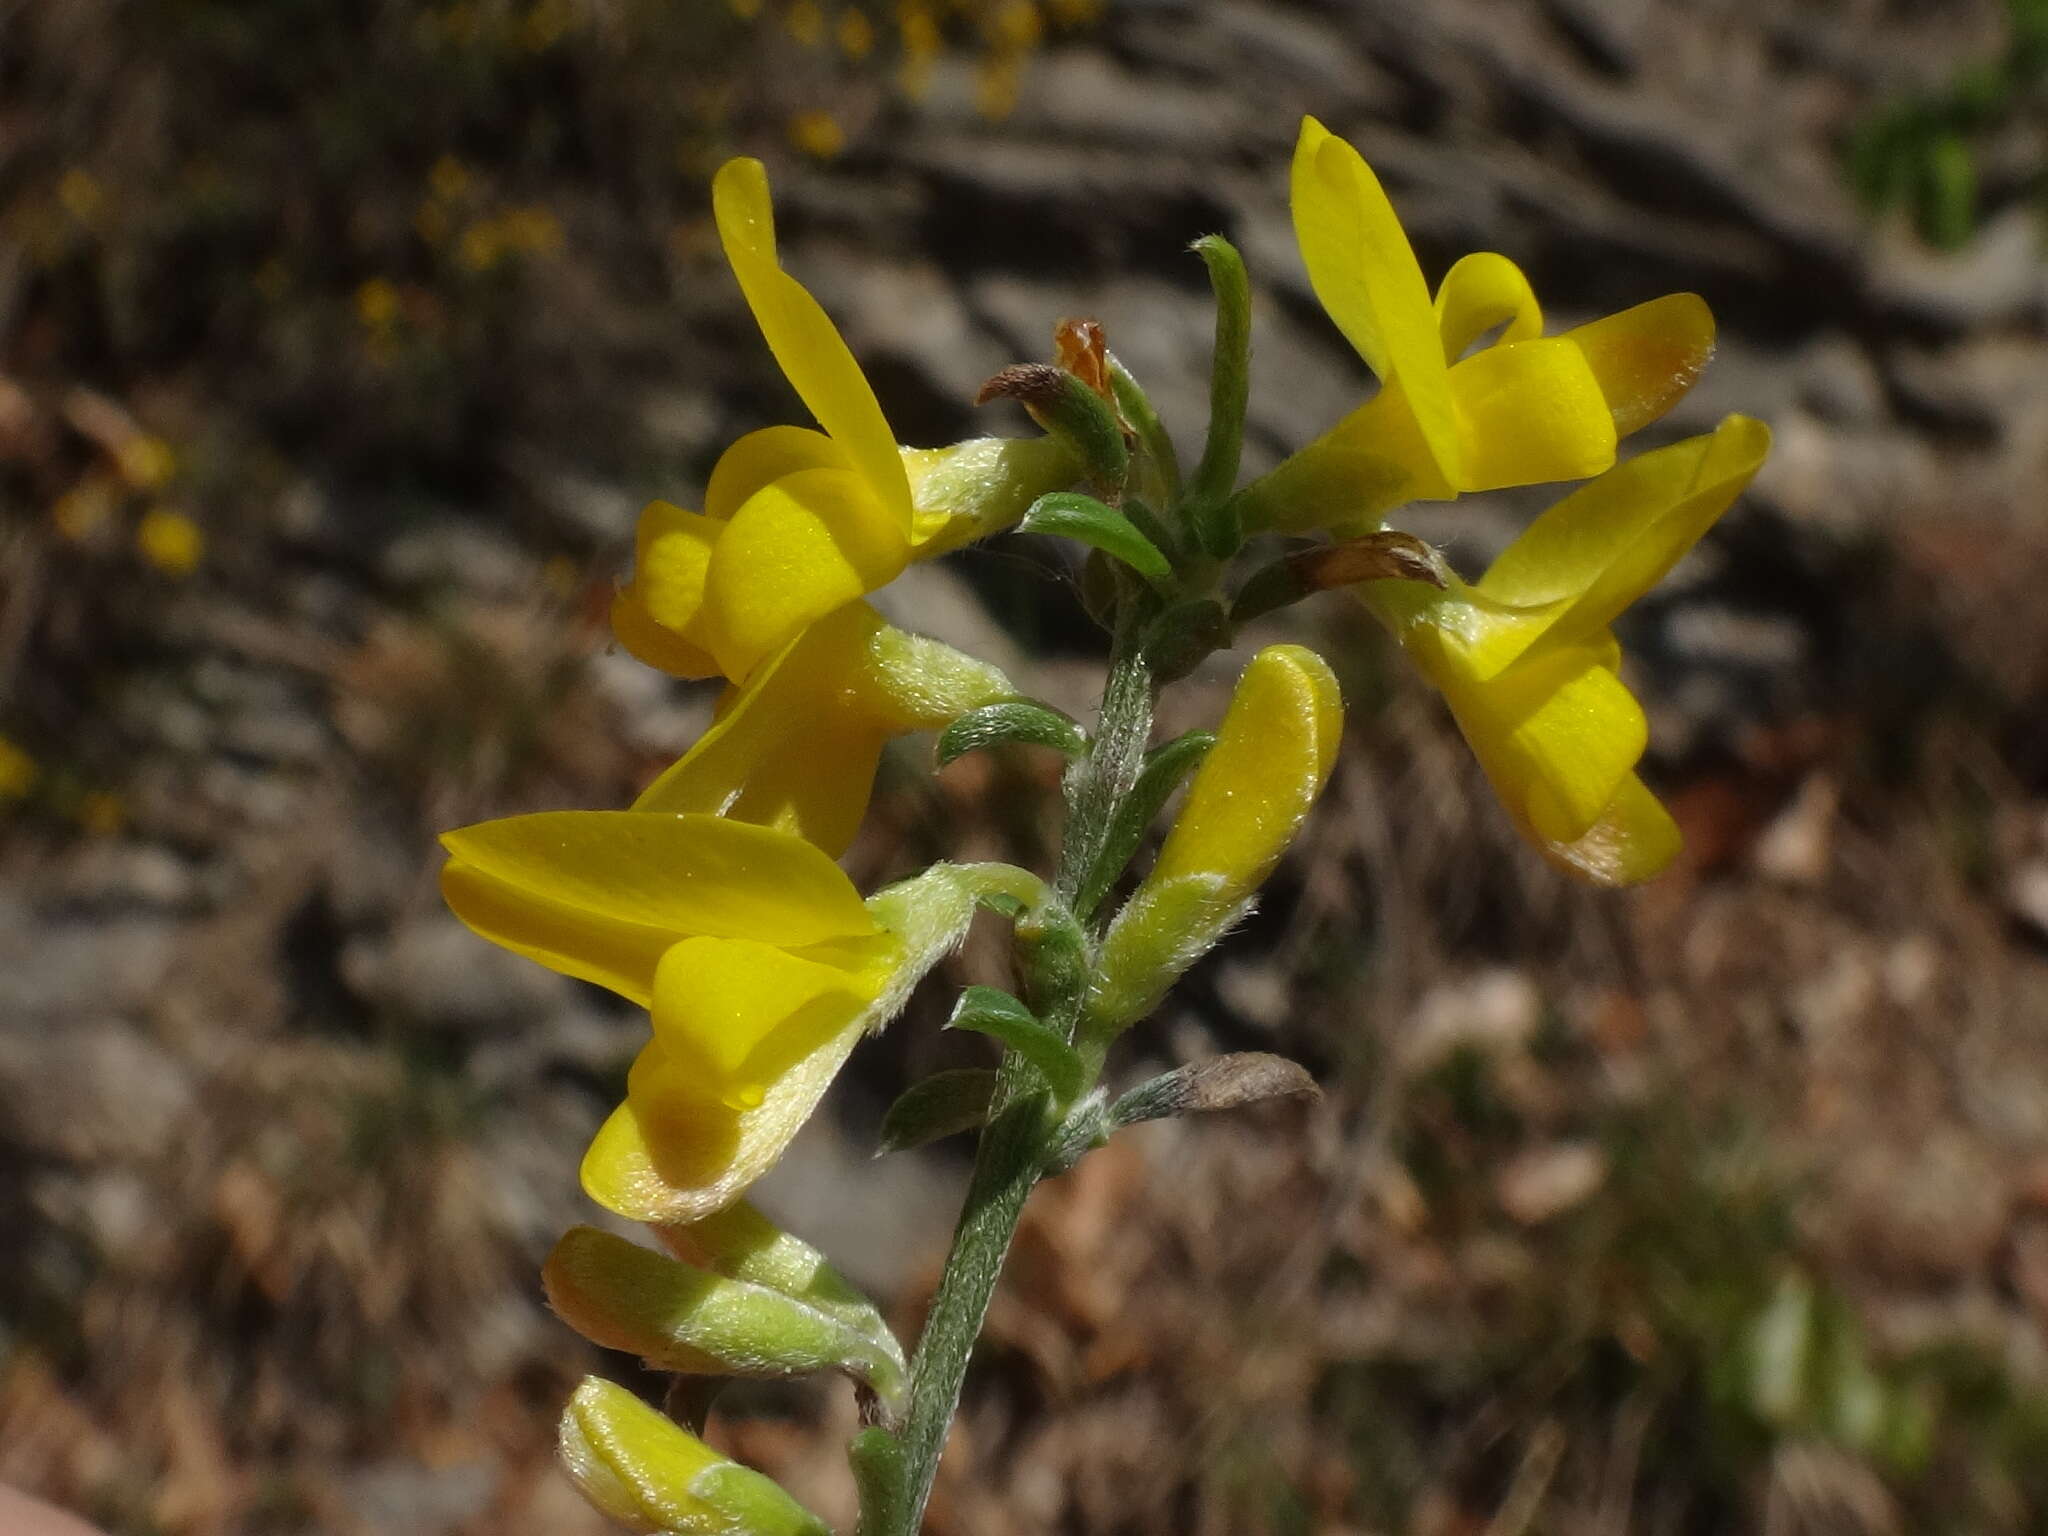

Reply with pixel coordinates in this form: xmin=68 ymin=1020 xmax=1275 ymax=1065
xmin=559 ymin=1377 xmax=827 ymax=1535
xmin=1090 ymin=646 xmax=1342 ymax=1033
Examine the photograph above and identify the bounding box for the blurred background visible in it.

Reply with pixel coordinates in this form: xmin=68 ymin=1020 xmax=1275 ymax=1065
xmin=6 ymin=0 xmax=2048 ymax=1531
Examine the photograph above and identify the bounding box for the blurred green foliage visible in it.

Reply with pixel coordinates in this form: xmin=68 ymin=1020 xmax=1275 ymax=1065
xmin=1848 ymin=0 xmax=2048 ymax=247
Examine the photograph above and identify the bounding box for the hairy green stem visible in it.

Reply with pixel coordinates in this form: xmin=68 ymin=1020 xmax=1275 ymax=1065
xmin=877 ymin=604 xmax=1162 ymax=1534
xmin=1056 ymin=613 xmax=1156 ymax=920
xmin=883 ymin=1063 xmax=1048 ymax=1535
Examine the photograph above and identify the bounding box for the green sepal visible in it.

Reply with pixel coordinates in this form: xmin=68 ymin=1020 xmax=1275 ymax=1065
xmin=850 ymin=1428 xmax=912 ymax=1536
xmin=1109 ymin=1052 xmax=1319 ymax=1128
xmin=945 ymin=985 xmax=1084 ymax=1101
xmin=544 ymin=1227 xmax=908 ymax=1409
xmin=1020 ymin=492 xmax=1173 ymax=585
xmin=1141 ymin=596 xmax=1232 ymax=683
xmin=1086 ymin=871 xmax=1239 ymax=1035
xmin=977 ymin=363 xmax=1130 ymax=491
xmin=693 ymin=1463 xmax=833 ymax=1536
xmin=1078 ymin=547 xmax=1121 ymax=631
xmin=877 ymin=1068 xmax=998 ymax=1155
xmin=936 ymin=698 xmax=1087 ymax=767
xmin=1228 ymin=555 xmax=1314 ymax=626
xmin=1185 ymin=234 xmax=1251 ymax=545
xmin=653 ymin=1201 xmax=904 ymax=1381
xmin=1072 ymin=729 xmax=1217 ymax=922
xmin=1014 ymin=897 xmax=1090 ymax=1021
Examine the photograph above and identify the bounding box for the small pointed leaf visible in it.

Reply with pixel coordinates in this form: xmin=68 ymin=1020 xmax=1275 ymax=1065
xmin=1186 ymin=234 xmax=1252 ymax=542
xmin=936 ymin=698 xmax=1087 ymax=767
xmin=849 ymin=1428 xmax=911 ymax=1536
xmin=945 ymin=985 xmax=1084 ymax=1100
xmin=1110 ymin=1052 xmax=1320 ymax=1127
xmin=1021 ymin=492 xmax=1173 ymax=584
xmin=877 ymin=1068 xmax=998 ymax=1154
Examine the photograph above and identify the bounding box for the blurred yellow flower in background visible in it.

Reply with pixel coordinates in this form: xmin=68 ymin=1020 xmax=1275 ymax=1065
xmin=136 ymin=507 xmax=203 ymax=576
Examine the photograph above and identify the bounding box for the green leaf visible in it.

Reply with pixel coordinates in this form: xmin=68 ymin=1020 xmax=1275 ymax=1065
xmin=936 ymin=698 xmax=1086 ymax=767
xmin=1108 ymin=354 xmax=1181 ymax=506
xmin=1186 ymin=234 xmax=1252 ymax=541
xmin=1073 ymin=729 xmax=1217 ymax=922
xmin=945 ymin=985 xmax=1084 ymax=1100
xmin=1020 ymin=492 xmax=1173 ymax=584
xmin=1109 ymin=1052 xmax=1320 ymax=1127
xmin=877 ymin=1068 xmax=999 ymax=1154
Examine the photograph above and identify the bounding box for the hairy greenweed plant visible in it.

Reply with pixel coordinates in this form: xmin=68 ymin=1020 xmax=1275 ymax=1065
xmin=442 ymin=120 xmax=1768 ymax=1533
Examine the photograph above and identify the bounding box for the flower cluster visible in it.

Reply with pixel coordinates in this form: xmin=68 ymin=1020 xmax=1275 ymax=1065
xmin=442 ymin=119 xmax=1767 ymax=1532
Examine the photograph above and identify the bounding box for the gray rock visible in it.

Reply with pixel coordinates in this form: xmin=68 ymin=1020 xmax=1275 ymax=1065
xmin=336 ymin=1457 xmax=500 ymax=1536
xmin=41 ymin=841 xmax=202 ymax=914
xmin=1795 ymin=335 xmax=1887 ymax=428
xmin=380 ymin=518 xmax=542 ymax=598
xmin=0 ymin=1018 xmax=195 ymax=1161
xmin=1870 ymin=205 xmax=2048 ymax=334
xmin=0 ymin=901 xmax=176 ymax=1014
xmin=340 ymin=910 xmax=575 ymax=1031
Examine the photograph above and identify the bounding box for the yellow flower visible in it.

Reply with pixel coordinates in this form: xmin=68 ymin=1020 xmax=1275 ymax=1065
xmin=0 ymin=736 xmax=38 ymax=801
xmin=610 ymin=158 xmax=1074 ymax=684
xmin=1244 ymin=117 xmax=1716 ymax=536
xmin=1357 ymin=415 xmax=1771 ymax=886
xmin=441 ymin=811 xmax=893 ymax=1218
xmin=440 ymin=810 xmax=989 ymax=1221
xmin=624 ymin=599 xmax=1011 ymax=857
xmin=1091 ymin=646 xmax=1343 ymax=1032
xmin=787 ymin=109 xmax=846 ymax=161
xmin=136 ymin=506 xmax=203 ymax=576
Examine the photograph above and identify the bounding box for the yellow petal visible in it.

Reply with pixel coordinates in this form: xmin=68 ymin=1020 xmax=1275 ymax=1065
xmin=441 ymin=856 xmax=678 ymax=1006
xmin=1476 ymin=415 xmax=1770 ymax=658
xmin=712 ymin=159 xmax=911 ymax=524
xmin=1434 ymin=251 xmax=1543 ymax=362
xmin=1291 ymin=118 xmax=1462 ymax=483
xmin=1447 ymin=336 xmax=1617 ymax=491
xmin=611 ymin=588 xmax=721 ymax=680
xmin=560 ymin=1377 xmax=724 ymax=1532
xmin=1438 ymin=641 xmax=1647 ymax=847
xmin=634 ymin=604 xmax=892 ymax=854
xmin=699 ymin=466 xmax=911 ymax=680
xmin=704 ymin=424 xmax=849 ymax=523
xmin=634 ymin=602 xmax=1011 ymax=854
xmin=1149 ymin=644 xmax=1344 ymax=903
xmin=1541 ymin=771 xmax=1681 ymax=886
xmin=650 ymin=935 xmax=875 ymax=1106
xmin=1563 ymin=292 xmax=1715 ymax=438
xmin=582 ymin=1020 xmax=866 ymax=1223
xmin=631 ymin=501 xmax=721 ymax=626
xmin=439 ymin=810 xmax=878 ymax=990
